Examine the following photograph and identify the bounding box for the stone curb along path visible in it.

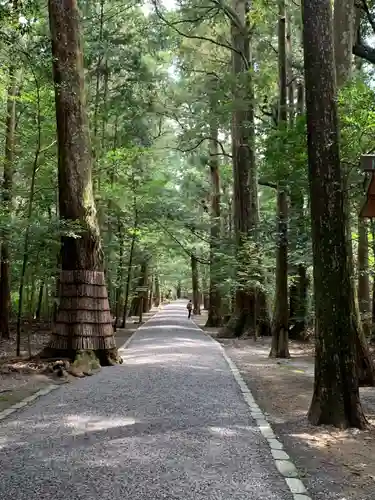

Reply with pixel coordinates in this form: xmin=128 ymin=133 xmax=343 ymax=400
xmin=216 ymin=340 xmax=312 ymax=500
xmin=0 ymin=333 xmax=140 ymax=424
xmin=0 ymin=384 xmax=60 ymax=422
xmin=0 ymin=306 xmax=162 ymax=424
xmin=1 ymin=306 xmax=312 ymax=500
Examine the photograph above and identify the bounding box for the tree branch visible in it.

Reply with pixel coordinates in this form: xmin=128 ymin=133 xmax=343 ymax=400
xmin=360 ymin=0 xmax=375 ymax=35
xmin=209 ymin=0 xmax=245 ymax=31
xmin=353 ymin=1 xmax=375 ymax=64
xmin=353 ymin=40 xmax=375 ymax=64
xmin=258 ymin=179 xmax=277 ymax=190
xmin=151 ymin=0 xmax=248 ymax=67
xmin=175 ymin=136 xmax=231 ymax=158
xmin=155 ymin=219 xmax=210 ymax=265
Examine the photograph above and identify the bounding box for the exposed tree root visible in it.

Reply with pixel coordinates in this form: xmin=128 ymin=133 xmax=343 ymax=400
xmin=269 ymin=326 xmax=290 ymax=358
xmin=289 ymin=320 xmax=309 ymax=341
xmin=37 ymin=347 xmax=122 ymax=377
xmin=205 ymin=312 xmax=223 ymax=328
xmin=218 ymin=310 xmax=256 ymax=338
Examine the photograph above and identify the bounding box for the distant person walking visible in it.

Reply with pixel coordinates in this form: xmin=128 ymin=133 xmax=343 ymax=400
xmin=187 ymin=300 xmax=193 ymax=319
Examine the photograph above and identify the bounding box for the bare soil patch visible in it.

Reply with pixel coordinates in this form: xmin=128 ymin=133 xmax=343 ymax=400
xmin=0 ymin=308 xmax=158 ymax=412
xmin=194 ymin=311 xmax=375 ymax=500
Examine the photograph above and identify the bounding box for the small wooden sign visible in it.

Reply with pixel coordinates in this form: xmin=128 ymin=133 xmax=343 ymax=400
xmin=136 ymin=286 xmax=148 ymax=292
xmin=361 ymin=154 xmax=375 ymax=172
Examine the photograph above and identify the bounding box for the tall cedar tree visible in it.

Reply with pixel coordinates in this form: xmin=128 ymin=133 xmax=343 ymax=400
xmin=191 ymin=254 xmax=201 ymax=315
xmin=223 ymin=0 xmax=257 ymax=337
xmin=334 ymin=0 xmax=375 ymax=386
xmin=0 ymin=66 xmax=17 ymax=339
xmin=46 ymin=0 xmax=120 ymax=366
xmin=270 ymin=0 xmax=289 ymax=357
xmin=206 ymin=79 xmax=223 ymax=327
xmin=302 ymin=0 xmax=367 ymax=428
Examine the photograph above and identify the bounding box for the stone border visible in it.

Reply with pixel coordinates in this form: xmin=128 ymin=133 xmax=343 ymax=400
xmin=0 ymin=306 xmax=163 ymax=425
xmin=119 ymin=329 xmax=140 ymax=351
xmin=0 ymin=384 xmax=60 ymax=423
xmin=217 ymin=342 xmax=312 ymax=500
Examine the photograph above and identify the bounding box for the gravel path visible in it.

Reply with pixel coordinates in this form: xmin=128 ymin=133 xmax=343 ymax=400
xmin=0 ymin=301 xmax=293 ymax=500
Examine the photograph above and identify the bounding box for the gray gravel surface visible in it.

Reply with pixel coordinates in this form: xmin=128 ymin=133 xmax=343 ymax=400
xmin=0 ymin=301 xmax=292 ymax=500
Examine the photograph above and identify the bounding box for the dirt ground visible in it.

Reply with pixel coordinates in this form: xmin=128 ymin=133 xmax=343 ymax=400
xmin=194 ymin=311 xmax=375 ymax=500
xmin=0 ymin=309 xmax=158 ymax=412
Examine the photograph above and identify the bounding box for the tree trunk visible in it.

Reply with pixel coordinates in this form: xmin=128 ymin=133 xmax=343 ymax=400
xmin=372 ymin=221 xmax=375 ymax=339
xmin=121 ymin=204 xmax=137 ymax=328
xmin=302 ymin=0 xmax=366 ymax=428
xmin=35 ymin=281 xmax=44 ymax=320
xmin=148 ymin=275 xmax=153 ymax=311
xmin=130 ymin=260 xmax=149 ymax=317
xmin=16 ymin=63 xmax=44 ymax=356
xmin=203 ymin=293 xmax=209 ymax=311
xmin=358 ymin=218 xmax=370 ymax=336
xmin=143 ymin=272 xmax=151 ymax=313
xmin=256 ymin=289 xmax=271 ymax=336
xmin=333 ymin=0 xmax=354 ymax=88
xmin=0 ymin=66 xmax=17 ymax=340
xmin=206 ymin=100 xmax=223 ymax=327
xmin=270 ymin=189 xmax=289 ymax=357
xmin=176 ymin=281 xmax=181 ymax=299
xmin=334 ymin=0 xmax=374 ymax=385
xmin=289 ymin=195 xmax=309 ymax=340
xmin=46 ymin=0 xmax=119 ymax=366
xmin=114 ymin=219 xmax=124 ymax=331
xmin=223 ymin=0 xmax=260 ymax=337
xmin=191 ymin=254 xmax=200 ymax=315
xmin=270 ymin=0 xmax=289 ymax=358
xmin=154 ymin=274 xmax=160 ymax=307
xmin=288 ymin=39 xmax=308 ymax=341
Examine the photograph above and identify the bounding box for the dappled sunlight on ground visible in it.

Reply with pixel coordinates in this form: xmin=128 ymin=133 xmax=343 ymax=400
xmin=221 ymin=334 xmax=375 ymax=499
xmin=0 ymin=301 xmax=293 ymax=500
xmin=64 ymin=414 xmax=137 ymax=433
xmin=192 ymin=309 xmax=375 ymax=499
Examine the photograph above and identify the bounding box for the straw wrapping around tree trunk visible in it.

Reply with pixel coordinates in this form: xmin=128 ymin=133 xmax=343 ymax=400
xmin=48 ymin=270 xmax=116 ymax=352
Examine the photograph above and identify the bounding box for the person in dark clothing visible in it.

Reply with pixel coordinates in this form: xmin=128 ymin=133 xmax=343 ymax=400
xmin=187 ymin=300 xmax=192 ymax=319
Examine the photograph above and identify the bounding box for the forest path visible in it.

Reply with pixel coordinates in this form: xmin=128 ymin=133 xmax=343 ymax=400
xmin=0 ymin=301 xmax=296 ymax=500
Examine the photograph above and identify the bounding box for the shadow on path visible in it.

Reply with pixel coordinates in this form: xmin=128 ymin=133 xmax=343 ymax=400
xmin=0 ymin=301 xmax=292 ymax=500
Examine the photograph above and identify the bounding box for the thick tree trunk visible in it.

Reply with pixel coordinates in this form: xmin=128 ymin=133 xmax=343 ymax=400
xmin=154 ymin=274 xmax=160 ymax=307
xmin=121 ymin=206 xmax=137 ymax=328
xmin=333 ymin=0 xmax=354 ymax=88
xmin=270 ymin=189 xmax=290 ymax=357
xmin=222 ymin=0 xmax=260 ymax=337
xmin=334 ymin=0 xmax=374 ymax=384
xmin=176 ymin=281 xmax=181 ymax=299
xmin=191 ymin=254 xmax=200 ymax=315
xmin=289 ymin=189 xmax=309 ymax=340
xmin=148 ymin=275 xmax=153 ymax=311
xmin=35 ymin=281 xmax=44 ymax=320
xmin=114 ymin=219 xmax=124 ymax=331
xmin=302 ymin=0 xmax=366 ymax=428
xmin=130 ymin=260 xmax=149 ymax=317
xmin=289 ymin=263 xmax=309 ymax=340
xmin=288 ymin=54 xmax=308 ymax=341
xmin=206 ymin=110 xmax=223 ymax=327
xmin=372 ymin=222 xmax=375 ymax=340
xmin=46 ymin=0 xmax=119 ymax=366
xmin=143 ymin=274 xmax=151 ymax=313
xmin=358 ymin=218 xmax=370 ymax=336
xmin=256 ymin=289 xmax=271 ymax=336
xmin=270 ymin=0 xmax=289 ymax=358
xmin=203 ymin=293 xmax=209 ymax=311
xmin=0 ymin=66 xmax=17 ymax=339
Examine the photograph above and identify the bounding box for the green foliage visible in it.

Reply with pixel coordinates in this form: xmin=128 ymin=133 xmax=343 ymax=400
xmin=0 ymin=0 xmax=374 ymax=331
